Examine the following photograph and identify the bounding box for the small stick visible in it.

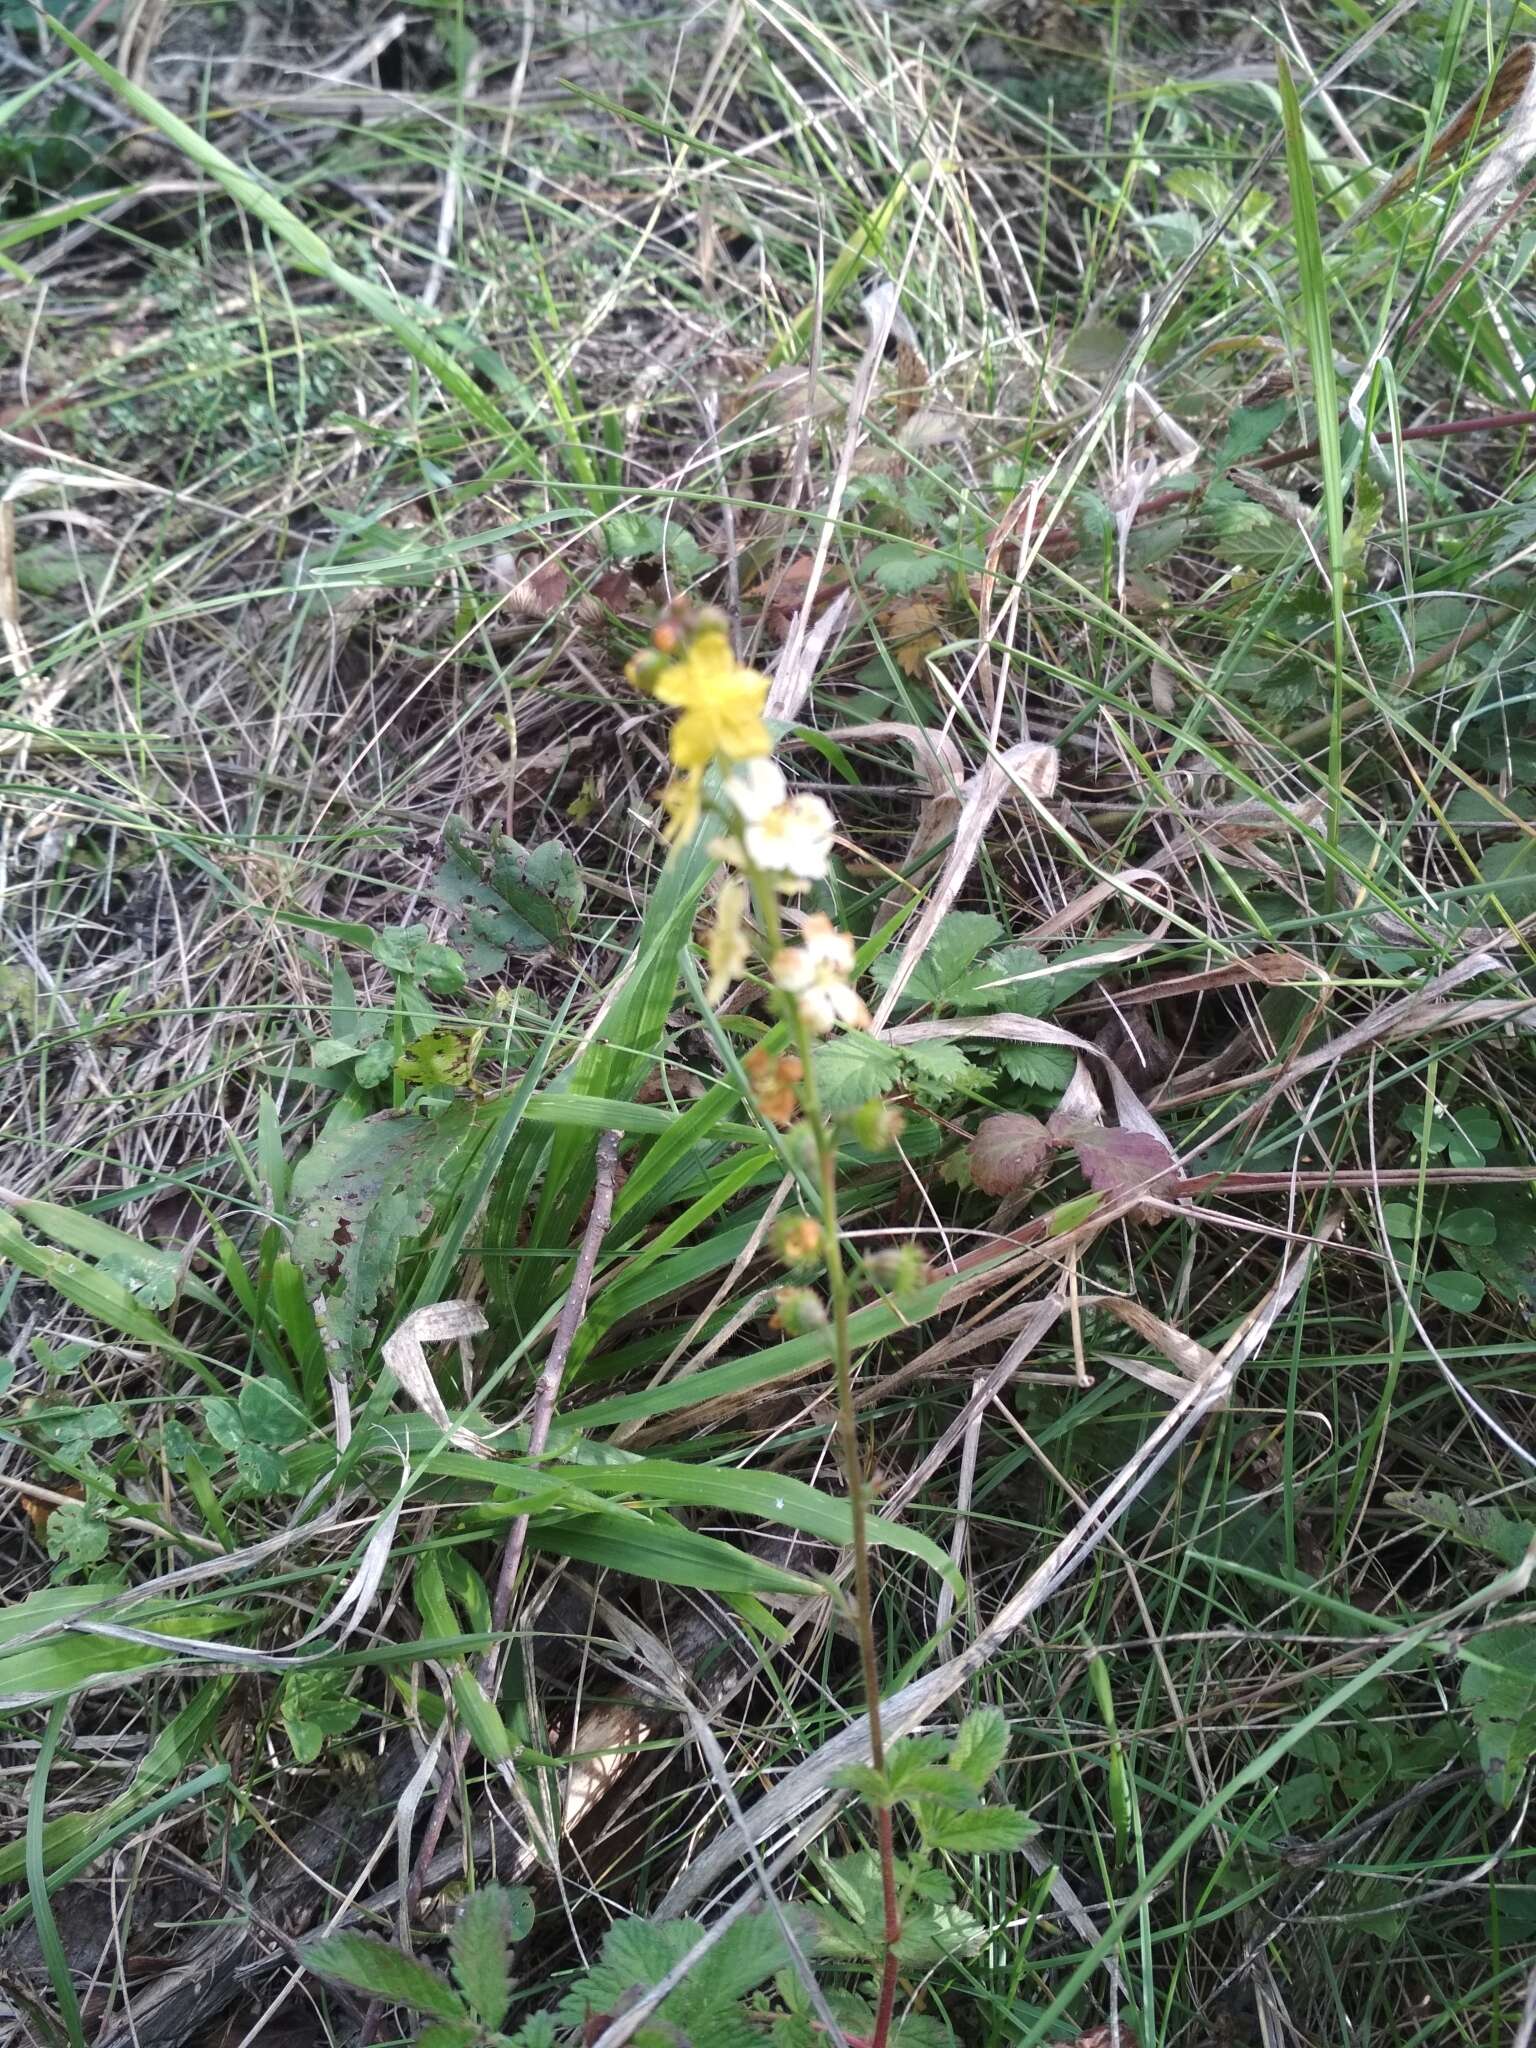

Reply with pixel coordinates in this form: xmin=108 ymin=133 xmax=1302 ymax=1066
xmin=394 ymin=1131 xmax=623 ymax=1936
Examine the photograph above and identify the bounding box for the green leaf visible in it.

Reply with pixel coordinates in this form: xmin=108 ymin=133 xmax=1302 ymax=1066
xmin=1444 ymin=1185 xmax=1536 ymax=1312
xmin=1387 ymin=1489 xmax=1536 ymax=1570
xmin=1217 ymin=400 xmax=1289 ymax=467
xmin=0 ymin=1587 xmax=243 ymax=1707
xmin=239 ymin=1376 xmax=307 ymax=1446
xmin=0 ymin=1210 xmax=197 ymax=1364
xmin=1460 ymin=1625 xmax=1536 ymax=1807
xmin=999 ymin=1043 xmax=1075 ymax=1092
xmin=811 ymin=1032 xmax=903 ymax=1112
xmin=948 ymin=1705 xmax=1010 ymax=1789
xmin=1424 ymin=1270 xmax=1485 ymax=1312
xmin=280 ymin=1668 xmax=363 ymax=1765
xmin=918 ymin=1805 xmax=1037 ymax=1853
xmin=1442 ymin=1208 xmax=1497 ymax=1247
xmin=450 ymin=1886 xmax=531 ymax=2029
xmin=299 ymin=1931 xmax=465 ymax=2018
xmin=862 ymin=542 xmax=942 ymax=594
xmin=433 ymin=821 xmax=586 ymax=973
xmin=1381 ymin=1203 xmax=1416 ymax=1238
xmin=901 ymin=1041 xmax=986 ymax=1104
xmin=834 ymin=1762 xmax=894 ymax=1808
xmin=290 ymin=1100 xmax=492 ymax=1373
xmin=45 ymin=1500 xmax=109 ymax=1570
xmin=417 ymin=2026 xmax=479 ymax=2048
xmin=872 ymin=914 xmax=1003 ymax=1010
xmin=555 ymin=1918 xmax=701 ymax=2027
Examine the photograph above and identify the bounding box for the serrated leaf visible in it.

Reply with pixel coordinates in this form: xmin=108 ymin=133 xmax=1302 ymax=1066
xmin=871 ymin=914 xmax=1004 ymax=1011
xmin=555 ymin=1918 xmax=701 ymax=2027
xmin=999 ymin=1042 xmax=1075 ymax=1092
xmin=417 ymin=2026 xmax=478 ymax=2048
xmin=863 ymin=541 xmax=942 ymax=594
xmin=949 ymin=1705 xmax=1010 ymax=1788
xmin=450 ymin=1886 xmax=528 ymax=2029
xmin=834 ymin=1762 xmax=894 ymax=1808
xmin=299 ymin=1931 xmax=465 ymax=2018
xmin=1460 ymin=1625 xmax=1536 ymax=1807
xmin=811 ymin=1032 xmax=903 ymax=1112
xmin=919 ymin=1805 xmax=1038 ymax=1853
xmin=1217 ymin=400 xmax=1289 ymax=467
xmin=902 ymin=1040 xmax=986 ymax=1103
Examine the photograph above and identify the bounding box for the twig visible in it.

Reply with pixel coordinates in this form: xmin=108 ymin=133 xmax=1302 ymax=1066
xmin=396 ymin=1131 xmax=623 ymax=1933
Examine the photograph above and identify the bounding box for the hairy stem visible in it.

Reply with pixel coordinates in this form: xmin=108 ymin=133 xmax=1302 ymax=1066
xmin=752 ymin=873 xmax=903 ymax=2044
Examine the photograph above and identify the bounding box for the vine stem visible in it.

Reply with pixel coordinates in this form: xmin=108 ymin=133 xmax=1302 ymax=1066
xmin=751 ymin=871 xmax=904 ymax=2047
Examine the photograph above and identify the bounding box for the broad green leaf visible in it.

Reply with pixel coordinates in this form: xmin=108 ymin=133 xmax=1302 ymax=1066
xmin=862 ymin=541 xmax=942 ymax=594
xmin=529 ymin=1509 xmax=818 ymax=1595
xmin=0 ymin=1587 xmax=242 ymax=1706
xmin=1424 ymin=1270 xmax=1484 ymax=1313
xmin=0 ymin=1211 xmax=197 ymax=1363
xmin=299 ymin=1931 xmax=465 ymax=2018
xmin=280 ymin=1667 xmax=363 ymax=1765
xmin=290 ymin=1100 xmax=492 ymax=1372
xmin=871 ymin=913 xmax=1003 ymax=1010
xmin=433 ymin=821 xmax=585 ymax=972
xmin=1460 ymin=1625 xmax=1536 ymax=1807
xmin=239 ymin=1375 xmax=307 ymax=1446
xmin=1387 ymin=1490 xmax=1536 ymax=1571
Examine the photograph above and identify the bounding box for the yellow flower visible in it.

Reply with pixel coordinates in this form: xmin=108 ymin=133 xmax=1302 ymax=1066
xmin=654 ymin=630 xmax=772 ymax=772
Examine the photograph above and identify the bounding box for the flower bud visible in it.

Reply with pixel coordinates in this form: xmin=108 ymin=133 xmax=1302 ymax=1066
xmin=848 ymin=1098 xmax=906 ymax=1152
xmin=865 ymin=1243 xmax=932 ymax=1297
xmin=625 ymin=647 xmax=667 ymax=693
xmin=769 ymin=1286 xmax=829 ymax=1336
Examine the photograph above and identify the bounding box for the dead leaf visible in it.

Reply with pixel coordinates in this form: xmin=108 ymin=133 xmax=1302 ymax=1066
xmin=380 ymin=1300 xmax=494 ymax=1453
xmin=881 ymin=597 xmax=944 ymax=675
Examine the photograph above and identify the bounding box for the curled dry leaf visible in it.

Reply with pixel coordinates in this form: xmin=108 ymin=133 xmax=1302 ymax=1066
xmin=969 ymin=1112 xmax=1054 ymax=1197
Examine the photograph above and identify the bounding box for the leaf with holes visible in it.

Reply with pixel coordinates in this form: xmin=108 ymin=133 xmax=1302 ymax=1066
xmin=291 ymin=1102 xmax=491 ymax=1373
xmin=432 ymin=820 xmax=585 ymax=973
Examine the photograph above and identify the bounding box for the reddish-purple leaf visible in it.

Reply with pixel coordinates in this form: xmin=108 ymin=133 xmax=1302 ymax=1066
xmin=969 ymin=1113 xmax=1053 ymax=1197
xmin=1068 ymin=1124 xmax=1178 ymax=1203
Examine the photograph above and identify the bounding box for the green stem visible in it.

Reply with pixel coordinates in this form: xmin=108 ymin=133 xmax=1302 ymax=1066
xmin=745 ymin=865 xmax=903 ymax=2044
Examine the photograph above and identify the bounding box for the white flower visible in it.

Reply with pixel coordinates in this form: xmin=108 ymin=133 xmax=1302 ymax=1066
xmin=724 ymin=759 xmax=835 ymax=886
xmin=771 ymin=914 xmax=870 ymax=1035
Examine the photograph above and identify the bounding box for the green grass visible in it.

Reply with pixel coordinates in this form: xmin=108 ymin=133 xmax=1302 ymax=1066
xmin=4 ymin=2 xmax=1536 ymax=2044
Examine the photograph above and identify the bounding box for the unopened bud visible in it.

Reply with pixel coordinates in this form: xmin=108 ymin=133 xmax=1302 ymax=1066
xmin=849 ymin=1097 xmax=906 ymax=1152
xmin=769 ymin=1286 xmax=829 ymax=1336
xmin=865 ymin=1243 xmax=932 ymax=1297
